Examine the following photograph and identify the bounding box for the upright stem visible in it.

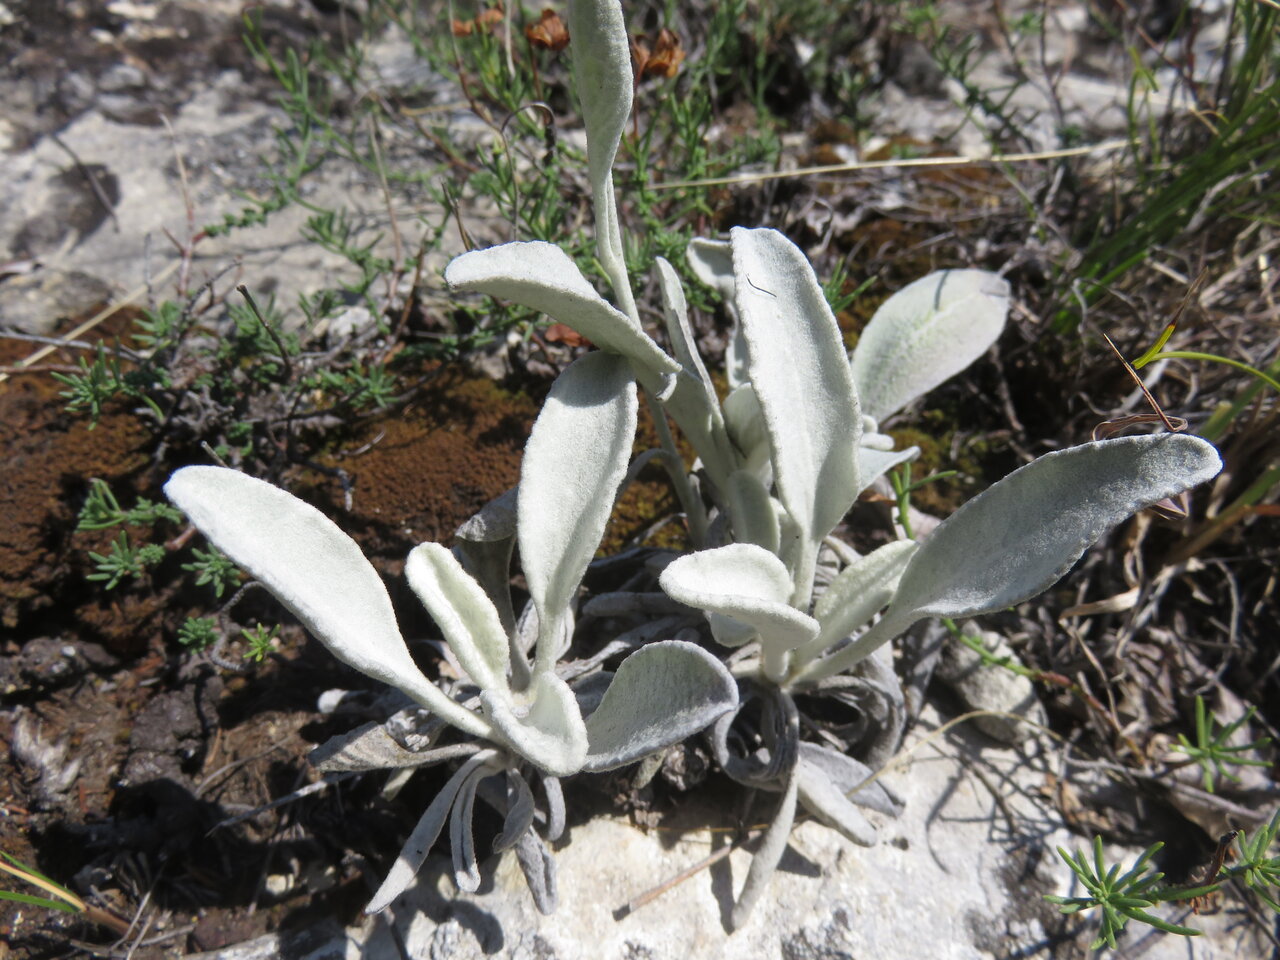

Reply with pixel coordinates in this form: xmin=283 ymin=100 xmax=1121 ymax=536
xmin=789 ymin=538 xmax=818 ymax=614
xmin=597 ymin=177 xmax=638 ymax=322
xmin=792 ymin=608 xmax=913 ymax=686
xmin=643 ymin=392 xmax=709 ymax=546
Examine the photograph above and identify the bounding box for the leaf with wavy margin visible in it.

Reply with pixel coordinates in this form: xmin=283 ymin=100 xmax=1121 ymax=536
xmin=164 ymin=467 xmax=489 ymax=739
xmin=801 ymin=435 xmax=1222 ymax=680
xmin=583 ymin=640 xmax=739 ymax=772
xmin=518 ymin=351 xmax=638 ymax=675
xmin=446 ymin=242 xmax=678 ymax=395
xmin=406 ymin=543 xmax=509 ymax=694
xmin=851 ymin=269 xmax=1010 ymax=423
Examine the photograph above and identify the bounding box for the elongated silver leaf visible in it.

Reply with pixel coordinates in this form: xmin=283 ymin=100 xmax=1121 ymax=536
xmin=656 ymin=256 xmax=719 ymax=421
xmin=888 ymin=435 xmax=1221 ymax=622
xmin=722 ymin=383 xmax=771 ymax=477
xmin=805 ymin=540 xmax=918 ymax=656
xmin=450 ymin=765 xmax=488 ymax=893
xmin=659 ymin=544 xmax=819 ymax=655
xmin=802 ymin=434 xmax=1223 ymax=680
xmin=165 ymin=467 xmax=490 ymax=740
xmin=406 ymin=543 xmax=509 ymax=695
xmin=519 ymin=351 xmax=637 ymax=674
xmin=731 ymin=228 xmax=861 ymax=587
xmin=655 ymin=256 xmax=737 ymax=490
xmin=686 ymin=237 xmax=735 ymax=298
xmin=445 ymin=242 xmax=678 ymax=391
xmin=567 ymin=0 xmax=634 ymax=313
xmin=454 ymin=488 xmax=519 ymax=640
xmin=542 ymin=774 xmax=566 ymax=842
xmin=729 ymin=763 xmax=799 ymax=931
xmin=583 ymin=640 xmax=739 ymax=772
xmin=494 ymin=771 xmax=536 ymax=853
xmin=686 ymin=237 xmax=748 ymax=387
xmin=365 ymin=750 xmax=498 ymax=913
xmin=514 ymin=827 xmax=558 ymax=915
xmin=796 ymin=759 xmax=877 ymax=847
xmin=726 ymin=470 xmax=781 ymax=554
xmin=797 ymin=742 xmax=903 ymax=817
xmin=851 ymin=269 xmax=1010 ymax=423
xmin=481 ymin=672 xmax=588 ymax=777
xmin=310 ymin=724 xmax=480 ymax=773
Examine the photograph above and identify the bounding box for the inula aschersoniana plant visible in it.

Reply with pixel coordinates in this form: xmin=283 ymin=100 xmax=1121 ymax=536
xmin=164 ymin=0 xmax=1223 ymax=931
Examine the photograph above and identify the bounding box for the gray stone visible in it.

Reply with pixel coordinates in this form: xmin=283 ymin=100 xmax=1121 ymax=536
xmin=231 ymin=705 xmax=1256 ymax=960
xmin=97 ymin=62 xmax=148 ymax=93
xmin=935 ymin=629 xmax=1048 ymax=745
xmin=0 ymin=268 xmax=111 ymax=335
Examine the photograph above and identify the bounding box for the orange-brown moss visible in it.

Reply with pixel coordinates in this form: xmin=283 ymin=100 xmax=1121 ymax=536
xmin=308 ymin=371 xmax=538 ymax=559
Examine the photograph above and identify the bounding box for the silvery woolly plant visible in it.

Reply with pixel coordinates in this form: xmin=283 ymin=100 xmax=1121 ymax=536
xmin=164 ymin=348 xmax=742 ymax=913
xmin=162 ymin=0 xmax=1224 ymax=933
xmin=442 ymin=0 xmax=1221 ymax=930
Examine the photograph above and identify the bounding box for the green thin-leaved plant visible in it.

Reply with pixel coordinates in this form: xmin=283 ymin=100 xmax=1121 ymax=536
xmin=1173 ymin=694 xmax=1272 ymax=793
xmin=1048 ymin=813 xmax=1280 ymax=951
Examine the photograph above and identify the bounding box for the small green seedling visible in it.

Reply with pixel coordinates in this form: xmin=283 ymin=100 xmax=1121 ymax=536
xmin=1049 ymin=812 xmax=1280 ymax=950
xmin=177 ymin=617 xmax=220 ymax=651
xmin=1233 ymin=810 xmax=1280 ymax=912
xmin=1172 ymin=694 xmax=1272 ymax=793
xmin=85 ymin=532 xmax=165 ymax=590
xmin=241 ymin=623 xmax=280 ymax=662
xmin=182 ymin=546 xmax=243 ymax=600
xmin=77 ymin=478 xmax=182 ymax=531
xmin=1045 ymin=837 xmax=1212 ymax=951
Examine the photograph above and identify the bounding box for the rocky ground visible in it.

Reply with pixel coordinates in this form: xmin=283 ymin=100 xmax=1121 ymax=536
xmin=1 ymin=2 xmax=1277 ymax=958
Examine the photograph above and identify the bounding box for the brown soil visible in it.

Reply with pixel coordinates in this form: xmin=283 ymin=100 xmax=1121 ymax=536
xmin=0 ymin=315 xmax=550 ymax=956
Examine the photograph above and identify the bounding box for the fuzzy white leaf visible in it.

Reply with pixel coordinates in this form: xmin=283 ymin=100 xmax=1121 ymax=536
xmin=365 ymin=750 xmax=497 ymax=913
xmin=309 ymin=722 xmax=473 ymax=772
xmin=726 ymin=469 xmax=781 ymax=554
xmin=454 ymin=488 xmax=520 ymax=644
xmin=796 ymin=759 xmax=877 ymax=847
xmin=450 ymin=766 xmax=487 ymax=893
xmin=729 ymin=763 xmax=799 ymax=931
xmin=543 ymin=774 xmax=566 ymax=842
xmin=803 ymin=434 xmax=1223 ymax=680
xmin=445 ymin=242 xmax=678 ymax=392
xmin=655 ymin=256 xmax=736 ymax=489
xmin=656 ymin=256 xmax=719 ymax=421
xmin=583 ymin=640 xmax=739 ymax=772
xmin=514 ymin=827 xmax=558 ymax=915
xmin=494 ymin=771 xmax=536 ymax=853
xmin=406 ymin=543 xmax=510 ymax=695
xmin=519 ymin=351 xmax=637 ymax=673
xmin=888 ymin=435 xmax=1221 ymax=621
xmin=567 ymin=0 xmax=634 ymax=314
xmin=851 ymin=269 xmax=1010 ymax=422
xmin=481 ymin=672 xmax=588 ymax=777
xmin=858 ymin=444 xmax=920 ymax=495
xmin=797 ymin=742 xmax=903 ymax=817
xmin=686 ymin=237 xmax=747 ymax=386
xmin=659 ymin=544 xmax=819 ymax=654
xmin=164 ymin=467 xmax=489 ymax=739
xmin=455 ymin=486 xmax=517 ymax=543
xmin=731 ymin=227 xmax=861 ymax=591
xmin=686 ymin=237 xmax=735 ymax=298
xmin=722 ymin=383 xmax=771 ymax=476
xmin=810 ymin=540 xmax=918 ymax=653
xmin=707 ymin=612 xmax=761 ymax=648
